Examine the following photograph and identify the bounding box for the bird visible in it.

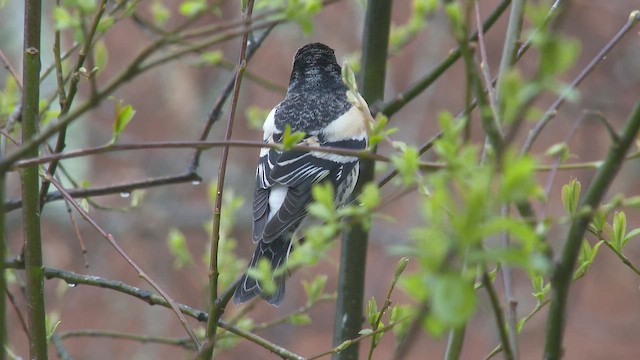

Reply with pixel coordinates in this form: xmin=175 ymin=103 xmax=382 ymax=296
xmin=233 ymin=42 xmax=371 ymax=306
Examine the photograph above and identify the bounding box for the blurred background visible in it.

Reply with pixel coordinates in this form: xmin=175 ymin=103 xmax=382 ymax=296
xmin=2 ymin=0 xmax=640 ymax=359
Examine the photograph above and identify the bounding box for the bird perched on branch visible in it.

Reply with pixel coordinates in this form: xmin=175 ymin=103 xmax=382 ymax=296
xmin=233 ymin=42 xmax=371 ymax=306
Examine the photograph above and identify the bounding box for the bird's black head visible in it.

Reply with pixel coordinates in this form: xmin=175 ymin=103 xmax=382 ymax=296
xmin=287 ymin=43 xmax=343 ymax=93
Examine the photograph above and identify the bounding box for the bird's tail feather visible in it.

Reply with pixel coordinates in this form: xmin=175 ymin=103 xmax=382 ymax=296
xmin=233 ymin=236 xmax=292 ymax=306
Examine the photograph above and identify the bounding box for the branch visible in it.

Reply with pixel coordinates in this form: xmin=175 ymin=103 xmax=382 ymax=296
xmin=42 ymin=173 xmax=201 ymax=349
xmin=21 ymin=1 xmax=48 ymax=359
xmin=522 ymin=11 xmax=640 ymax=154
xmin=377 ymin=0 xmax=512 ymax=117
xmin=39 ymin=0 xmax=109 ymax=210
xmin=201 ymin=1 xmax=255 ymax=358
xmin=333 ymin=0 xmax=392 ymax=359
xmin=189 ymin=23 xmax=275 ymax=172
xmin=5 ymin=171 xmax=201 ymax=212
xmin=59 ymin=330 xmax=196 ymax=350
xmin=543 ymin=100 xmax=640 ymax=360
xmin=310 ymin=319 xmax=406 ymax=360
xmin=482 ymin=271 xmax=513 ymax=360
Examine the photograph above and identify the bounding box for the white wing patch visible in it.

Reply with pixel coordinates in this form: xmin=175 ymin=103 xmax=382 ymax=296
xmin=321 ymin=105 xmax=367 ymax=142
xmin=268 ymin=185 xmax=288 ymax=221
xmin=260 ymin=107 xmax=279 ymax=157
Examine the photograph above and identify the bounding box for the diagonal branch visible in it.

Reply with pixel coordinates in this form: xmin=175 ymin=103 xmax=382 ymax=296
xmin=544 ymin=100 xmax=640 ymax=360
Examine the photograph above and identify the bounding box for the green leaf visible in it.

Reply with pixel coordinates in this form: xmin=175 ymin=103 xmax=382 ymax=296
xmin=167 ymin=228 xmax=194 ymax=269
xmin=247 ymin=258 xmax=276 ymax=295
xmin=80 ymin=198 xmax=90 ymax=213
xmin=281 ymin=124 xmax=306 ymax=149
xmin=499 ymin=151 xmax=540 ymax=202
xmin=359 ymin=183 xmax=380 ymax=210
xmin=432 ymin=274 xmax=476 ymax=328
xmin=394 ymin=257 xmax=409 ymax=281
xmin=366 ymin=297 xmax=379 ymax=327
xmin=151 ymin=0 xmax=171 ymax=26
xmin=573 ymin=240 xmax=603 ymax=280
xmin=112 ymin=101 xmax=136 ymax=143
xmin=623 ymin=228 xmax=640 ymax=249
xmin=530 ymin=273 xmax=550 ymax=303
xmin=245 ymin=105 xmax=270 ymax=130
xmin=545 ymin=142 xmax=570 ymax=162
xmin=341 ymin=62 xmax=358 ymax=92
xmin=179 ymin=0 xmax=206 ymax=16
xmin=97 ymin=15 xmax=115 ymax=33
xmin=45 ymin=311 xmax=62 ymax=342
xmin=288 ymin=313 xmax=312 ymax=325
xmin=53 ymin=7 xmax=78 ymax=30
xmin=358 ymin=328 xmax=374 ymax=335
xmin=390 ymin=146 xmax=419 ymax=186
xmin=302 ymin=274 xmax=327 ymax=304
xmin=200 ymin=50 xmax=224 ymax=66
xmin=612 ymin=211 xmax=626 ymax=249
xmin=561 ymin=178 xmax=581 ymax=214
xmin=93 ymin=40 xmax=109 ymax=73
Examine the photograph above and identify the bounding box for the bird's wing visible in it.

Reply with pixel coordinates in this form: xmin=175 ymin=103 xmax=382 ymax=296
xmin=253 ymin=101 xmax=368 ymax=244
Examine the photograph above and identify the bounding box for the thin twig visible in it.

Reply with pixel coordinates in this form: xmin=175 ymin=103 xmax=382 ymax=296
xmin=0 ymin=47 xmax=22 ymax=89
xmin=308 ymin=319 xmax=407 ymax=360
xmin=482 ymin=271 xmax=514 ymax=360
xmin=59 ymin=329 xmax=196 ymax=350
xmin=5 ymin=171 xmax=201 ymax=212
xmin=189 ymin=24 xmax=276 ymax=172
xmin=41 ymin=172 xmax=202 ymax=349
xmin=201 ymin=0 xmax=255 ymax=357
xmin=51 ymin=333 xmax=74 ymax=360
xmin=522 ymin=11 xmax=640 ymax=154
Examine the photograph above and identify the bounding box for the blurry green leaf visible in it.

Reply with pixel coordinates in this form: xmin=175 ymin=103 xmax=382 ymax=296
xmin=499 ymin=152 xmax=540 ymax=202
xmin=539 ymin=36 xmax=580 ymax=78
xmin=67 ymin=0 xmax=97 ymax=13
xmin=590 ymin=208 xmax=607 ymax=233
xmin=111 ymin=101 xmax=136 ymax=143
xmin=53 ymin=7 xmax=79 ymax=30
xmin=358 ymin=328 xmax=374 ymax=335
xmin=573 ymin=240 xmax=603 ymax=280
xmin=390 ymin=146 xmax=419 ymax=186
xmin=366 ymin=297 xmax=379 ymax=327
xmin=499 ymin=69 xmax=525 ymax=125
xmin=302 ymin=274 xmax=327 ymax=304
xmin=288 ymin=313 xmax=312 ymax=325
xmin=167 ymin=228 xmax=194 ymax=269
xmin=398 ymin=273 xmax=429 ymax=301
xmin=623 ymin=228 xmax=640 ymax=249
xmin=200 ymin=50 xmax=224 ymax=66
xmin=390 ymin=304 xmax=403 ymax=323
xmin=359 ymin=183 xmax=380 ymax=210
xmin=281 ymin=124 xmax=306 ymax=149
xmin=341 ymin=62 xmax=358 ymax=92
xmin=432 ymin=274 xmax=476 ymax=328
xmin=180 ymin=0 xmax=206 ymax=16
xmin=80 ymin=198 xmax=90 ymax=213
xmin=45 ymin=311 xmax=62 ymax=342
xmin=245 ymin=105 xmax=270 ymax=130
xmin=0 ymin=77 xmax=20 ymax=118
xmin=97 ymin=15 xmax=115 ymax=33
xmin=545 ymin=142 xmax=570 ymax=162
xmin=151 ymin=0 xmax=171 ymax=26
xmin=394 ymin=257 xmax=409 ymax=281
xmin=369 ymin=113 xmax=397 ymax=147
xmin=93 ymin=40 xmax=108 ymax=73
xmin=247 ymin=258 xmax=276 ymax=295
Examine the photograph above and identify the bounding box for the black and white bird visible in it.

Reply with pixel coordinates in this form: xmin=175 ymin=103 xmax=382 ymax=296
xmin=233 ymin=43 xmax=370 ymax=306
